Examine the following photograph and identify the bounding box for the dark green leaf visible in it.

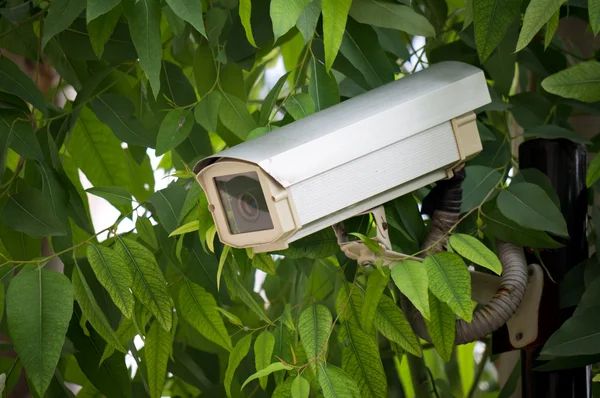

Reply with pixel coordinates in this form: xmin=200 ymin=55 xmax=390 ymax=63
xmin=0 ymin=114 xmax=44 ymax=161
xmin=218 ymin=93 xmax=257 ymax=141
xmin=165 ymin=0 xmax=206 ymax=37
xmin=361 ymin=269 xmax=389 ymax=332
xmin=461 ymin=165 xmax=501 ymax=213
xmin=148 ymin=184 xmax=187 ymax=234
xmin=473 ymin=0 xmax=521 ymax=62
xmin=0 ymin=57 xmax=46 ymax=115
xmin=86 ymin=0 xmax=120 ymax=22
xmin=86 ymin=186 xmax=133 ymax=206
xmin=271 ymin=0 xmax=312 ymax=40
xmin=308 ymin=57 xmax=339 ymax=112
xmin=541 ymin=305 xmax=600 ymax=357
xmin=318 ymin=363 xmax=361 ymax=398
xmin=483 ymin=209 xmax=563 ymax=248
xmin=254 ymin=330 xmax=275 ymax=390
xmin=516 ymin=0 xmax=566 ymax=52
xmin=297 ymin=0 xmax=322 ymax=43
xmin=523 ymin=125 xmax=591 ymax=144
xmin=1 ymin=187 xmax=66 ymax=238
xmin=42 ymin=0 xmax=86 ymax=48
xmin=425 ymin=294 xmax=455 ymax=362
xmin=511 ymin=168 xmax=560 ymax=208
xmin=591 ymin=0 xmax=600 ymax=36
xmin=156 ymin=109 xmax=194 ymax=155
xmin=299 ymin=304 xmax=332 ymax=364
xmin=259 ymin=72 xmax=290 ymax=125
xmin=284 ymin=93 xmax=315 ymax=120
xmin=349 ymin=0 xmax=435 ymax=37
xmin=145 ymin=321 xmax=172 ymax=398
xmin=224 ymin=334 xmax=252 ymax=398
xmin=277 ymin=228 xmax=339 ymax=259
xmin=374 ymin=295 xmax=420 ymax=356
xmin=194 ymin=91 xmax=222 ymax=132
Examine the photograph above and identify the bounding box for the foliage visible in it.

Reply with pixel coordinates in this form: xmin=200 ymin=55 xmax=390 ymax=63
xmin=0 ymin=0 xmax=598 ymax=396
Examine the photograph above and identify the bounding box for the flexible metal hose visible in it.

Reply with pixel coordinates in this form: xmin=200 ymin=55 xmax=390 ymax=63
xmin=400 ymin=172 xmax=529 ymax=344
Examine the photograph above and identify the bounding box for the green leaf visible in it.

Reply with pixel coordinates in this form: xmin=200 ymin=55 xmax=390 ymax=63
xmin=318 ymin=363 xmax=361 ymax=398
xmin=169 ymin=221 xmax=200 ymax=237
xmin=252 ymin=253 xmax=277 ymax=275
xmin=148 ymin=184 xmax=187 ymax=234
xmin=241 ymin=362 xmax=293 ymax=390
xmin=392 ymin=194 xmax=425 ymax=244
xmin=374 ymin=295 xmax=421 ymax=356
xmin=361 ymin=269 xmax=389 ymax=332
xmin=297 ymin=0 xmax=322 ymax=43
xmin=541 ymin=61 xmax=600 ymax=103
xmin=544 ymin=9 xmax=559 ymax=49
xmin=254 ymin=330 xmax=275 ymax=390
xmin=271 ymin=0 xmax=312 ymax=41
xmin=425 ymin=294 xmax=456 ymax=362
xmin=299 ymin=304 xmax=332 ymax=364
xmin=0 ymin=114 xmax=43 ymax=161
xmin=340 ymin=19 xmax=394 ymax=89
xmin=1 ymin=187 xmax=66 ymax=238
xmin=88 ymin=6 xmax=122 ymax=58
xmin=73 ymin=262 xmax=126 ymax=353
xmin=0 ymin=57 xmax=47 ymax=115
xmin=91 ymin=94 xmax=155 ymax=148
xmin=322 ymin=0 xmax=351 ymax=70
xmin=308 ymin=57 xmax=339 ymax=112
xmin=591 ymin=0 xmax=600 ymax=35
xmin=239 ymin=0 xmax=257 ymax=46
xmin=277 ymin=228 xmax=339 ymax=259
xmin=42 ymin=0 xmax=86 ymax=48
xmin=461 ymin=166 xmax=501 ymax=214
xmin=448 ymin=234 xmax=502 ymax=275
xmin=284 ymin=93 xmax=315 ymax=120
xmin=114 ymin=237 xmax=172 ymax=331
xmin=175 ymin=280 xmax=232 ymax=351
xmin=473 ymin=0 xmax=521 ymax=62
xmin=218 ymin=92 xmax=257 ymax=141
xmin=100 ymin=317 xmax=137 ymax=364
xmin=511 ymin=168 xmax=560 ymax=208
xmin=349 ymin=0 xmax=435 ymax=37
xmin=86 ymin=244 xmax=135 ymax=319
xmin=424 ymin=252 xmax=472 ymax=322
xmin=589 ymin=156 xmax=600 ymax=188
xmin=259 ymin=72 xmax=290 ymax=125
xmin=497 ymin=182 xmax=568 ymax=237
xmin=349 ymin=233 xmax=382 ymax=254
xmin=137 ymin=217 xmax=158 ymax=250
xmin=194 ymin=91 xmax=222 ymax=132
xmin=6 ymin=268 xmax=73 ymax=397
xmin=484 ymin=209 xmax=563 ymax=249
xmin=541 ymin=305 xmax=600 ymax=357
xmin=145 ymin=320 xmax=171 ymax=398
xmin=225 ymin=334 xmax=253 ymax=398
xmin=86 ymin=186 xmax=133 ymax=206
xmin=292 ymin=375 xmax=310 ymax=398
xmin=86 ymin=0 xmax=119 ymax=22
xmin=156 ymin=109 xmax=194 ymax=155
xmin=122 ymin=0 xmax=162 ymax=97
xmin=223 ymin=264 xmax=272 ymax=324
xmin=391 ymin=260 xmax=430 ymax=319
xmin=165 ymin=0 xmax=206 ymax=37
xmin=338 ymin=321 xmax=387 ymax=398
xmin=523 ymin=125 xmax=591 ymax=144
xmin=273 ymin=377 xmax=295 ymax=397
xmin=516 ymin=0 xmax=566 ymax=51
xmin=247 ymin=126 xmax=279 ymax=140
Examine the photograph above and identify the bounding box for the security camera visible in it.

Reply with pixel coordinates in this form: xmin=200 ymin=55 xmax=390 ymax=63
xmin=194 ymin=61 xmax=491 ymax=253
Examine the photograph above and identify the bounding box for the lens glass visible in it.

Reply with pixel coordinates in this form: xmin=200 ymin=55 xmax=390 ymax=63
xmin=214 ymin=172 xmax=274 ymax=234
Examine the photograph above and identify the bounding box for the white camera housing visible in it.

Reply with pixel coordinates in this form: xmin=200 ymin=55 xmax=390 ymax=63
xmin=194 ymin=61 xmax=491 ymax=253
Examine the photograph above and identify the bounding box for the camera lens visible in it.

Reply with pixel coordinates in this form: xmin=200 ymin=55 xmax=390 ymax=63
xmin=237 ymin=192 xmax=260 ymax=221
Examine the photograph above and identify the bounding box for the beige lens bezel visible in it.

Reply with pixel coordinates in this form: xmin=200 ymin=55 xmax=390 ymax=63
xmin=197 ymin=160 xmax=300 ymax=249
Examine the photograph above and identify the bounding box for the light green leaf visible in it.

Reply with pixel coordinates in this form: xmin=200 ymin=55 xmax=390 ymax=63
xmin=73 ymin=262 xmax=126 ymax=353
xmin=349 ymin=0 xmax=435 ymax=37
xmin=473 ymin=0 xmax=521 ymax=62
xmin=523 ymin=125 xmax=591 ymax=145
xmin=6 ymin=268 xmax=73 ymax=397
xmin=374 ymin=295 xmax=421 ymax=356
xmin=247 ymin=126 xmax=278 ymax=140
xmin=349 ymin=233 xmax=382 ymax=254
xmin=284 ymin=93 xmax=315 ymax=120
xmin=541 ymin=61 xmax=600 ymax=103
xmin=175 ymin=279 xmax=232 ymax=351
xmin=223 ymin=264 xmax=272 ymax=324
xmin=292 ymin=375 xmax=310 ymax=398
xmin=338 ymin=321 xmax=387 ymax=398
xmin=42 ymin=0 xmax=86 ymax=48
xmin=225 ymin=334 xmax=253 ymax=398
xmin=86 ymin=0 xmax=119 ymax=22
xmin=299 ymin=304 xmax=332 ymax=364
xmin=322 ymin=0 xmax=351 ymax=71
xmin=136 ymin=217 xmax=158 ymax=250
xmin=361 ymin=269 xmax=389 ymax=332
xmin=340 ymin=19 xmax=394 ymax=89
xmin=241 ymin=362 xmax=293 ymax=391
xmin=391 ymin=260 xmax=430 ymax=319
xmin=448 ymin=234 xmax=502 ymax=275
xmin=145 ymin=321 xmax=171 ymax=398
xmin=217 ymin=245 xmax=230 ymax=291
xmin=122 ymin=0 xmax=162 ymax=97
xmin=318 ymin=363 xmax=361 ymax=398
xmin=239 ymin=0 xmax=257 ymax=46
xmin=86 ymin=186 xmax=133 ymax=206
xmin=271 ymin=0 xmax=312 ymax=41
xmin=156 ymin=109 xmax=194 ymax=156
xmin=86 ymin=244 xmax=135 ymax=319
xmin=100 ymin=317 xmax=138 ymax=364
xmin=515 ymin=0 xmax=566 ymax=52
xmin=252 ymin=253 xmax=277 ymax=275
xmin=308 ymin=57 xmax=339 ymax=112
xmin=544 ymin=9 xmax=559 ymax=49
xmin=296 ymin=0 xmax=322 ymax=43
xmin=591 ymin=0 xmax=600 ymax=35
xmin=168 ymin=221 xmax=200 ymax=237
xmin=259 ymin=72 xmax=290 ymax=125
xmin=114 ymin=237 xmax=172 ymax=331
xmin=0 ymin=57 xmax=47 ymax=115
xmin=254 ymin=330 xmax=275 ymax=390
xmin=194 ymin=91 xmax=222 ymax=132
xmin=424 ymin=252 xmax=472 ymax=322
xmin=88 ymin=6 xmax=122 ymax=58
xmin=218 ymin=92 xmax=257 ymax=140
xmin=165 ymin=0 xmax=206 ymax=37
xmin=336 ymin=281 xmax=364 ymax=323
xmin=273 ymin=377 xmax=295 ymax=397
xmin=425 ymin=293 xmax=456 ymax=362
xmin=484 ymin=209 xmax=563 ymax=249
xmin=497 ymin=182 xmax=568 ymax=237
xmin=91 ymin=94 xmax=155 ymax=148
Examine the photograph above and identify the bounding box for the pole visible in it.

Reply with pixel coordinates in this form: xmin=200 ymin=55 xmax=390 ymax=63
xmin=518 ymin=138 xmax=591 ymax=398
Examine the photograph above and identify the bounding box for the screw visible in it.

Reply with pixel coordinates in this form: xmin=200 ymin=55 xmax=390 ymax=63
xmin=515 ymin=332 xmax=523 ymax=341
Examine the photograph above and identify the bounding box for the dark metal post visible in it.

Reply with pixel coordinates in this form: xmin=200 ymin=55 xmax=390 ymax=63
xmin=518 ymin=139 xmax=591 ymax=398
